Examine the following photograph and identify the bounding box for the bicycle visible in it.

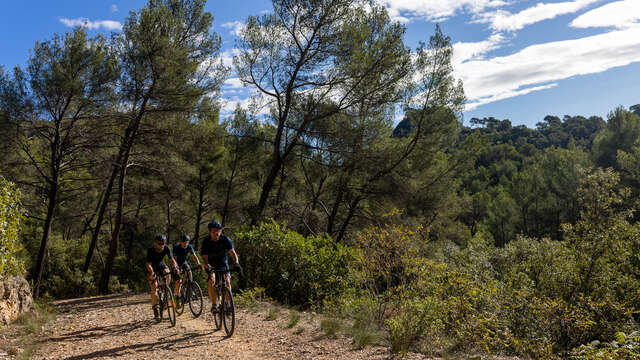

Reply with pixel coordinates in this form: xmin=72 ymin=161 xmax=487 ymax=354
xmin=154 ymin=272 xmax=176 ymax=327
xmin=207 ymin=267 xmax=241 ymax=337
xmin=175 ymin=267 xmax=204 ymax=318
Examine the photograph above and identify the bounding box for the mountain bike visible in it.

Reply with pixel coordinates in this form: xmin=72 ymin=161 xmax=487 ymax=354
xmin=175 ymin=267 xmax=204 ymax=318
xmin=155 ymin=272 xmax=176 ymax=327
xmin=208 ymin=267 xmax=241 ymax=337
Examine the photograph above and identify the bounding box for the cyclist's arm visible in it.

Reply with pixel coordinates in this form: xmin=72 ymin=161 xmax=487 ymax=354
xmin=191 ymin=253 xmax=202 ymax=267
xmin=201 ymin=254 xmax=209 ymax=269
xmin=165 ymin=246 xmax=179 ymax=272
xmin=146 ymin=262 xmax=154 ymax=274
xmin=228 ymin=248 xmax=239 ymax=265
xmin=170 ymin=257 xmax=180 ymax=272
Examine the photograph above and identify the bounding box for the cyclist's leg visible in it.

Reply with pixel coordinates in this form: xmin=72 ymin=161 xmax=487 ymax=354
xmin=160 ymin=264 xmax=171 ymax=289
xmin=173 ymin=267 xmax=183 ymax=296
xmin=147 ymin=268 xmax=158 ymax=306
xmin=223 ymin=271 xmax=232 ymax=291
xmin=175 ymin=263 xmax=189 ymax=297
xmin=208 ymin=271 xmax=217 ymax=306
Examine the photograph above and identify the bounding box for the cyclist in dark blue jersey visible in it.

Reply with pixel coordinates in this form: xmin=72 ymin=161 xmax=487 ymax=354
xmin=146 ymin=234 xmax=180 ymax=319
xmin=200 ymin=221 xmax=242 ymax=313
xmin=172 ymin=234 xmax=205 ymax=301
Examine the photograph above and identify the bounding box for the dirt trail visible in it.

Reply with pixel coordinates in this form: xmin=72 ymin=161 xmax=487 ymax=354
xmin=29 ymin=293 xmax=426 ymax=360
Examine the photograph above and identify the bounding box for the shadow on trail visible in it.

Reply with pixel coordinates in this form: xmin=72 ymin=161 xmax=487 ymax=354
xmin=55 ymin=293 xmax=147 ymax=313
xmin=49 ymin=319 xmax=156 ymax=342
xmin=63 ymin=331 xmax=226 ymax=360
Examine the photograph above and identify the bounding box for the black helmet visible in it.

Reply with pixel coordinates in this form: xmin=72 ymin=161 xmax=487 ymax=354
xmin=207 ymin=221 xmax=222 ymax=229
xmin=155 ymin=234 xmax=167 ymax=243
xmin=180 ymin=234 xmax=191 ymax=242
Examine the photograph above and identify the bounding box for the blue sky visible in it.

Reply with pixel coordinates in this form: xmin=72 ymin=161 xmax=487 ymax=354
xmin=1 ymin=0 xmax=639 ymax=127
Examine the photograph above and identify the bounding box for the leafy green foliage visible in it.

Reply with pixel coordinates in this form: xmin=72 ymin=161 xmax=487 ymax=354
xmin=0 ymin=174 xmax=25 ymax=280
xmin=234 ymin=221 xmax=352 ymax=307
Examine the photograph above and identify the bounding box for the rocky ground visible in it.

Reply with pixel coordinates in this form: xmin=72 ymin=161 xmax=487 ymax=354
xmin=3 ymin=293 xmax=430 ymax=360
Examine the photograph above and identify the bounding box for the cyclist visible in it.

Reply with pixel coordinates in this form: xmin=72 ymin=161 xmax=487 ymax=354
xmin=146 ymin=234 xmax=180 ymax=320
xmin=200 ymin=221 xmax=242 ymax=314
xmin=172 ymin=234 xmax=205 ymax=302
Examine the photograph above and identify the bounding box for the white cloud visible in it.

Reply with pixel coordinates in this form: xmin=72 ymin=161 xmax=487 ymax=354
xmin=110 ymin=4 xmax=119 ymax=13
xmin=452 ymin=33 xmax=507 ymax=66
xmin=466 ymin=83 xmax=558 ymax=110
xmin=380 ymin=0 xmax=508 ymax=23
xmin=224 ymin=77 xmax=244 ymax=89
xmin=220 ymin=93 xmax=272 ymax=116
xmin=456 ymin=26 xmax=640 ymax=109
xmin=60 ymin=17 xmax=122 ymax=31
xmin=221 ymin=21 xmax=245 ymax=36
xmin=571 ymin=0 xmax=640 ymax=29
xmin=220 ymin=48 xmax=241 ymax=67
xmin=476 ymin=0 xmax=601 ymax=32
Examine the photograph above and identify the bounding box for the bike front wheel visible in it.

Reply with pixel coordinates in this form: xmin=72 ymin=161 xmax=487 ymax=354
xmin=188 ymin=281 xmax=204 ymax=318
xmin=221 ymin=286 xmax=235 ymax=337
xmin=164 ymin=286 xmax=176 ymax=327
xmin=212 ymin=296 xmax=222 ymax=331
xmin=175 ymin=287 xmax=185 ymax=316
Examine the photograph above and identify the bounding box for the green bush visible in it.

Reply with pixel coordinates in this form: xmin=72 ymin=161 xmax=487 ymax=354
xmin=286 ymin=311 xmax=300 ymax=328
xmin=0 ymin=174 xmax=25 ymax=280
xmin=234 ymin=220 xmax=353 ymax=308
xmin=320 ymin=317 xmax=343 ymax=338
xmin=38 ymin=233 xmax=97 ymax=298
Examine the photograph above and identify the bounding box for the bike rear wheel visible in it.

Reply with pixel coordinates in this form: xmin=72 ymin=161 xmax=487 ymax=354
xmin=221 ymin=286 xmax=235 ymax=337
xmin=188 ymin=281 xmax=204 ymax=318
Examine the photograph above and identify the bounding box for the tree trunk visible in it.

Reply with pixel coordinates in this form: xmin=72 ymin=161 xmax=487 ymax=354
xmin=252 ymin=156 xmax=283 ymax=225
xmin=336 ymin=196 xmax=361 ymax=243
xmin=222 ymin=148 xmax=239 ymax=226
xmin=326 ymin=184 xmax=344 ymax=236
xmin=99 ymin=158 xmax=128 ymax=294
xmin=193 ymin=181 xmax=204 ymax=251
xmin=32 ymin=183 xmax=58 ymax=299
xmin=83 ymin=168 xmax=118 ymax=273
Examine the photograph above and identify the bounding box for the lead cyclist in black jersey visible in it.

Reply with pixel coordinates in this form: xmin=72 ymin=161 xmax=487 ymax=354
xmin=200 ymin=221 xmax=242 ymax=314
xmin=146 ymin=234 xmax=180 ymax=320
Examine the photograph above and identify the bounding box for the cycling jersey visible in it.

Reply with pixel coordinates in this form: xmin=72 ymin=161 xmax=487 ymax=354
xmin=173 ymin=243 xmax=196 ymax=267
xmin=146 ymin=244 xmax=173 ymax=272
xmin=200 ymin=234 xmax=234 ymax=271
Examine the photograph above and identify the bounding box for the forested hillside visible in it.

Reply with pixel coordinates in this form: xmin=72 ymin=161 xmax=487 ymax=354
xmin=2 ymin=0 xmax=640 ymax=358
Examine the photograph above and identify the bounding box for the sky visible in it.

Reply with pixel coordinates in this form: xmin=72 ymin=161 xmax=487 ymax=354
xmin=1 ymin=0 xmax=639 ymax=128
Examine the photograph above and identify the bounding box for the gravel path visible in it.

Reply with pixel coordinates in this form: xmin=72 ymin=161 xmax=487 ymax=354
xmin=29 ymin=293 xmax=429 ymax=360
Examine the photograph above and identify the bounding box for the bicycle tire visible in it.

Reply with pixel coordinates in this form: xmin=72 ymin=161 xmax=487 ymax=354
xmin=158 ymin=288 xmax=165 ymax=320
xmin=188 ymin=281 xmax=204 ymax=318
xmin=165 ymin=286 xmax=176 ymax=327
xmin=175 ymin=286 xmax=185 ymax=316
xmin=221 ymin=286 xmax=235 ymax=337
xmin=213 ymin=297 xmax=222 ymax=331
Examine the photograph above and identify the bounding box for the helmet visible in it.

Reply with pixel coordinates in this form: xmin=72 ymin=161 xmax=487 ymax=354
xmin=180 ymin=234 xmax=191 ymax=242
xmin=207 ymin=221 xmax=222 ymax=229
xmin=155 ymin=234 xmax=167 ymax=243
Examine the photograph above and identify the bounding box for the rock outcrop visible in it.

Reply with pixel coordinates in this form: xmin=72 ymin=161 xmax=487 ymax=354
xmin=0 ymin=276 xmax=33 ymax=324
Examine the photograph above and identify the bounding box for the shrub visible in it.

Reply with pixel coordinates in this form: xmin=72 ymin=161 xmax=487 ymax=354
xmin=321 ymin=317 xmax=343 ymax=337
xmin=0 ymin=174 xmax=25 ymax=280
xmin=265 ymin=306 xmax=280 ymax=320
xmin=234 ymin=220 xmax=352 ymax=307
xmin=386 ymin=295 xmax=445 ymax=356
xmin=286 ymin=311 xmax=300 ymax=328
xmin=235 ymin=287 xmax=269 ymax=312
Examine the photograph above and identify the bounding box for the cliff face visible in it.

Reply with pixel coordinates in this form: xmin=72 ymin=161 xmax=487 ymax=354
xmin=0 ymin=276 xmax=33 ymax=324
